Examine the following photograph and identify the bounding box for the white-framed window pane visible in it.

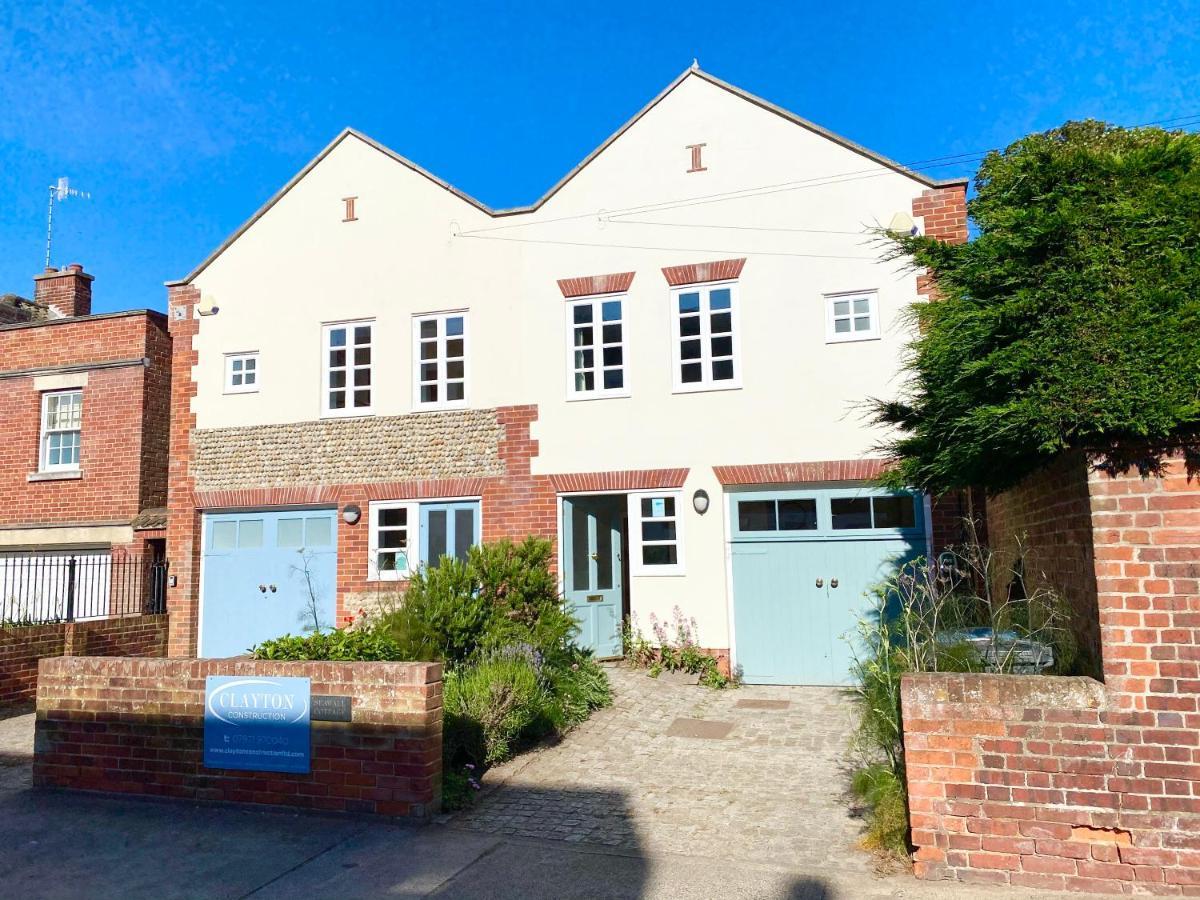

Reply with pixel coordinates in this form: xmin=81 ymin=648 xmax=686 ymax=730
xmin=225 ymin=352 xmax=259 ymax=393
xmin=826 ymin=292 xmax=879 ymax=343
xmin=323 ymin=323 xmax=372 ymax=414
xmin=370 ymin=502 xmax=412 ymax=579
xmin=414 ymin=313 xmax=468 ymax=408
xmin=673 ymin=284 xmax=738 ymax=391
xmin=567 ymin=296 xmax=626 ymax=398
xmin=630 ymin=493 xmax=683 ymax=575
xmin=40 ymin=390 xmax=82 ymax=471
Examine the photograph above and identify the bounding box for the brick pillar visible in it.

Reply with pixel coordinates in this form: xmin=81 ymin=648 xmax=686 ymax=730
xmin=911 ymin=185 xmax=968 ymax=300
xmin=1090 ymin=457 xmax=1200 ymax=709
xmin=484 ymin=406 xmax=557 ymax=558
xmin=165 ymin=284 xmax=201 ymax=656
xmin=34 ymin=264 xmax=93 ymax=317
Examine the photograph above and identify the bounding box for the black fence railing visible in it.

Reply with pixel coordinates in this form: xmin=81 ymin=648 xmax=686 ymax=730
xmin=0 ymin=551 xmax=167 ymax=625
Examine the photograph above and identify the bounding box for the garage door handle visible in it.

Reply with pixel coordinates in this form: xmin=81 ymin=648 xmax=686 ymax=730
xmin=830 ymin=578 xmax=839 ymax=589
xmin=815 ymin=578 xmax=823 ymax=588
xmin=258 ymin=584 xmax=267 ymax=593
xmin=269 ymin=584 xmax=277 ymax=593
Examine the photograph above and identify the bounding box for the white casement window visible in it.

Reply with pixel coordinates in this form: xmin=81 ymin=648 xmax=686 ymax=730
xmin=224 ymin=352 xmax=259 ymax=393
xmin=413 ymin=312 xmax=467 ymax=409
xmin=566 ymin=296 xmax=627 ymax=399
xmin=322 ymin=321 xmax=373 ymax=416
xmin=40 ymin=390 xmax=83 ymax=472
xmin=627 ymin=491 xmax=685 ymax=576
xmin=671 ymin=282 xmax=741 ymax=392
xmin=825 ymin=291 xmax=880 ymax=343
xmin=368 ymin=501 xmax=416 ymax=580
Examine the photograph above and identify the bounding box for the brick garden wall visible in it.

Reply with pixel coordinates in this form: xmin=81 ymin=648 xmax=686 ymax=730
xmin=0 ymin=613 xmax=168 ymax=706
xmin=33 ymin=657 xmax=442 ymax=818
xmin=905 ymin=456 xmax=1200 ymax=893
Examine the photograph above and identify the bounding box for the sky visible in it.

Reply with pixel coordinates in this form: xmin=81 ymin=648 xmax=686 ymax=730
xmin=1 ymin=0 xmax=1198 ymax=313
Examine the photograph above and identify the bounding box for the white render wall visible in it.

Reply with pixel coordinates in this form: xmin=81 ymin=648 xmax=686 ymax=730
xmin=187 ymin=73 xmax=943 ymax=651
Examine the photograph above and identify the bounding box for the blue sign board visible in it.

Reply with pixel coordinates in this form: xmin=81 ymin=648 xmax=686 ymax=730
xmin=203 ymin=675 xmax=311 ymax=774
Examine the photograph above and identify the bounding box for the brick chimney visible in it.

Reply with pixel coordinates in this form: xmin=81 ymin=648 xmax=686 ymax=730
xmin=34 ymin=264 xmax=93 ymax=318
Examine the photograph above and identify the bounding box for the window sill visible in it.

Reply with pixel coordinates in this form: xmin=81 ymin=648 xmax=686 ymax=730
xmin=671 ymin=382 xmax=742 ymax=395
xmin=566 ymin=391 xmax=632 ymax=403
xmin=28 ymin=470 xmax=82 ymax=482
xmin=826 ymin=334 xmax=881 ymax=344
xmin=320 ymin=409 xmax=375 ymax=420
xmin=412 ymin=402 xmax=468 ymax=413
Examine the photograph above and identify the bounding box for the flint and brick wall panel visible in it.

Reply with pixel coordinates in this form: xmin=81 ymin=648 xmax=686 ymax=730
xmin=33 ymin=657 xmax=443 ymax=818
xmin=907 ymin=456 xmax=1200 ymax=893
xmin=191 ymin=409 xmax=504 ymax=492
xmin=0 ymin=614 xmax=168 ymax=707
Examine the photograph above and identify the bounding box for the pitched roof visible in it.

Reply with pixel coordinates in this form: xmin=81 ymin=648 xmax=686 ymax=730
xmin=0 ymin=293 xmax=46 ymax=325
xmin=169 ymin=66 xmax=967 ymax=286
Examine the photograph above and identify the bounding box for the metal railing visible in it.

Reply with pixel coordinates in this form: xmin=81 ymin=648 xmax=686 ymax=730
xmin=0 ymin=551 xmax=167 ymax=625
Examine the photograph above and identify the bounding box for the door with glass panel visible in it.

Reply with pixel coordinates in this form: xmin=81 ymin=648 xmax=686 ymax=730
xmin=420 ymin=501 xmax=480 ymax=568
xmin=200 ymin=510 xmax=337 ymax=657
xmin=562 ymin=496 xmax=624 ymax=658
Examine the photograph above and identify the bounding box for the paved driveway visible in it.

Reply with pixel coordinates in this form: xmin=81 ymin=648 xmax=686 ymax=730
xmin=449 ymin=664 xmax=866 ymax=869
xmin=0 ymin=676 xmax=1114 ymax=898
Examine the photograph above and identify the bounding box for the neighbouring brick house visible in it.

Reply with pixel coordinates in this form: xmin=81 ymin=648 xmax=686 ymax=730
xmin=904 ymin=454 xmax=1200 ymax=893
xmin=0 ymin=264 xmax=171 ymax=621
xmin=165 ymin=65 xmax=968 ymax=676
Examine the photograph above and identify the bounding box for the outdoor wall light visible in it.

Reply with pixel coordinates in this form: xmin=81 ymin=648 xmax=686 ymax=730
xmin=693 ymin=489 xmax=710 ymax=515
xmin=342 ymin=504 xmax=362 ymax=525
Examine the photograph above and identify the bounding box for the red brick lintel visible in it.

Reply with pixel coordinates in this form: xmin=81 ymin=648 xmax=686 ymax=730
xmin=661 ymin=258 xmax=746 ymax=287
xmin=713 ymin=459 xmax=888 ymax=486
xmin=556 ymin=272 xmax=636 ymax=299
xmin=548 ymin=469 xmax=688 ymax=493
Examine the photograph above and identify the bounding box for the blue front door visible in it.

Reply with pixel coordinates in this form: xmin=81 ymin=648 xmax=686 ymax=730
xmin=730 ymin=487 xmax=926 ymax=685
xmin=562 ymin=496 xmax=624 ymax=658
xmin=201 ymin=510 xmax=338 ymax=657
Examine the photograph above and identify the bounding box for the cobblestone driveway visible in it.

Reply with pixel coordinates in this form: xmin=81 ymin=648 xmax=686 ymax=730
xmin=449 ymin=664 xmax=870 ymax=871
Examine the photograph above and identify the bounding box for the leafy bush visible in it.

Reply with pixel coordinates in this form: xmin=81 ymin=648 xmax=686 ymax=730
xmin=252 ymin=627 xmax=404 ymax=661
xmin=377 ymin=537 xmax=580 ymax=669
xmin=444 ymin=655 xmax=546 ymax=767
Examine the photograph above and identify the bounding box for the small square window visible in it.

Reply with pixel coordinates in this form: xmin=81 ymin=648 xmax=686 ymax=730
xmin=825 ymin=292 xmax=880 ymax=343
xmin=225 ymin=352 xmax=259 ymax=393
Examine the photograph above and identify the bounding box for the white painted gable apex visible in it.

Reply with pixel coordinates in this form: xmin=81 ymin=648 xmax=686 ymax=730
xmin=170 ymin=67 xmax=964 ymax=286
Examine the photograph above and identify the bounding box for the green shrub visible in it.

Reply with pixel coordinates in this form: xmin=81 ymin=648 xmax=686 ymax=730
xmin=252 ymin=628 xmax=404 ymax=661
xmin=380 ymin=555 xmax=489 ymax=664
xmin=377 ymin=536 xmax=581 ymax=668
xmin=443 ymin=655 xmax=547 ymax=767
xmin=851 ymin=764 xmax=909 ymax=855
xmin=539 ymin=652 xmax=613 ymax=732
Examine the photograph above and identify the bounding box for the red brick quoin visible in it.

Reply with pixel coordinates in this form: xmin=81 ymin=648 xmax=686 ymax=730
xmin=904 ymin=456 xmax=1200 ymax=894
xmin=34 ymin=656 xmax=443 ymax=818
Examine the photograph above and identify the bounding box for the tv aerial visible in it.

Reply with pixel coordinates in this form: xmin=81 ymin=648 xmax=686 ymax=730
xmin=45 ymin=177 xmax=91 ymax=269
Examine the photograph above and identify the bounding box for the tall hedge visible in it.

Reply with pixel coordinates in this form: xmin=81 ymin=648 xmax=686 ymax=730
xmin=875 ymin=120 xmax=1200 ymax=494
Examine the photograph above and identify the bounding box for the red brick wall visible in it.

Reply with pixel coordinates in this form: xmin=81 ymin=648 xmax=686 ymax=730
xmin=986 ymin=454 xmax=1102 ymax=674
xmin=905 ymin=456 xmax=1200 ymax=892
xmin=0 ymin=312 xmax=170 ymax=529
xmin=0 ymin=614 xmax=168 ymax=707
xmin=33 ymin=656 xmax=442 ymax=818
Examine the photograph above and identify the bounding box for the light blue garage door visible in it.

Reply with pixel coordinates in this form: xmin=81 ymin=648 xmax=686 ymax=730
xmin=200 ymin=509 xmax=338 ymax=658
xmin=730 ymin=487 xmax=926 ymax=685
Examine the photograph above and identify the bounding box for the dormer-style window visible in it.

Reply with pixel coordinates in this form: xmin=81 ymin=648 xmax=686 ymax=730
xmin=322 ymin=321 xmax=373 ymax=417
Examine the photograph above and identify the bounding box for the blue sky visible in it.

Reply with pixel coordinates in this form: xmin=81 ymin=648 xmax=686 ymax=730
xmin=1 ymin=0 xmax=1198 ymax=313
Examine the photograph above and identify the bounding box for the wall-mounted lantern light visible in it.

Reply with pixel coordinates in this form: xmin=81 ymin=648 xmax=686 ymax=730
xmin=342 ymin=504 xmax=361 ymax=525
xmin=693 ymin=489 xmax=710 ymax=515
